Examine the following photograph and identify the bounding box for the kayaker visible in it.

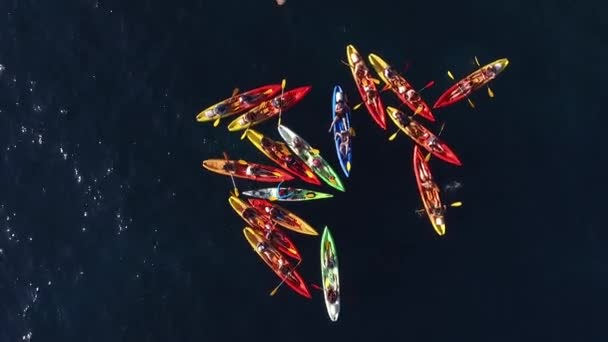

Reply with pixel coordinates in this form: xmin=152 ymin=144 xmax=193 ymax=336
xmin=264 ymin=206 xmax=284 ymax=221
xmin=243 ymin=208 xmax=258 ymax=222
xmin=239 ymin=93 xmax=258 ymax=106
xmin=241 ymin=109 xmax=257 ymax=124
xmin=271 ymin=96 xmax=286 ymax=110
xmin=222 ymin=161 xmax=237 ymax=173
xmin=335 ymin=130 xmax=350 ymax=158
xmin=205 ymin=103 xmax=228 ymax=118
xmin=326 ymin=287 xmax=338 ymax=304
xmin=246 ymin=164 xmax=274 ymax=178
xmin=384 ymin=67 xmax=397 ymax=80
xmin=308 ymin=155 xmax=323 ymax=169
xmin=405 ymin=89 xmax=421 ymax=103
xmin=427 ymin=136 xmax=442 ymax=152
xmin=291 ymin=136 xmax=306 ymax=154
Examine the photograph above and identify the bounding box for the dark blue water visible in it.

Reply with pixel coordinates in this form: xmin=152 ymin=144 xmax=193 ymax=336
xmin=0 ymin=0 xmax=603 ymax=341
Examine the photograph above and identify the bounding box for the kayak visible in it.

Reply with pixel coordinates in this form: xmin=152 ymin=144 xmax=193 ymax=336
xmin=413 ymin=146 xmax=446 ymax=236
xmin=331 ymin=85 xmax=353 ymax=177
xmin=202 ymin=159 xmax=295 ymax=183
xmin=227 ymin=86 xmax=311 ymax=131
xmin=368 ymin=53 xmax=435 ymax=122
xmin=229 ymin=196 xmax=301 ymax=260
xmin=196 ymin=84 xmax=281 ymax=123
xmin=433 ymin=58 xmax=509 ymax=109
xmin=248 ymin=198 xmax=318 ymax=236
xmin=243 ymin=227 xmax=311 ymax=299
xmin=277 ymin=124 xmax=345 ymax=192
xmin=321 ymin=226 xmax=340 ymax=322
xmin=386 ymin=106 xmax=462 ymax=166
xmin=242 ymin=186 xmax=333 ymax=202
xmin=346 ymin=45 xmax=386 ymax=130
xmin=245 ymin=129 xmax=321 ymax=186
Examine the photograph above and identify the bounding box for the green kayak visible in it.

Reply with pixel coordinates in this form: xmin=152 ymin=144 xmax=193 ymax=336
xmin=277 ymin=124 xmax=345 ymax=192
xmin=321 ymin=226 xmax=340 ymax=322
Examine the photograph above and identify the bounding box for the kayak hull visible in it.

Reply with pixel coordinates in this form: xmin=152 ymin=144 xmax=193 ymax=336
xmin=246 ymin=129 xmax=321 ymax=186
xmin=242 ymin=187 xmax=333 ymax=202
xmin=227 ymin=86 xmax=311 ymax=131
xmin=321 ymin=226 xmax=340 ymax=322
xmin=368 ymin=53 xmax=435 ymax=122
xmin=386 ymin=106 xmax=462 ymax=166
xmin=243 ymin=227 xmax=311 ymax=299
xmin=346 ymin=45 xmax=386 ymax=130
xmin=331 ymin=85 xmax=353 ymax=177
xmin=196 ymin=84 xmax=281 ymax=123
xmin=248 ymin=198 xmax=318 ymax=236
xmin=277 ymin=124 xmax=345 ymax=192
xmin=413 ymin=146 xmax=446 ymax=236
xmin=202 ymin=159 xmax=295 ymax=182
xmin=433 ymin=58 xmax=509 ymax=109
xmin=229 ymin=196 xmax=301 ymax=260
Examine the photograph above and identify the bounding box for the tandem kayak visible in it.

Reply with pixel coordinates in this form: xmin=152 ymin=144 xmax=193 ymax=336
xmin=386 ymin=106 xmax=462 ymax=166
xmin=242 ymin=186 xmax=333 ymax=202
xmin=245 ymin=129 xmax=321 ymax=186
xmin=277 ymin=124 xmax=345 ymax=192
xmin=433 ymin=58 xmax=509 ymax=109
xmin=248 ymin=198 xmax=318 ymax=236
xmin=368 ymin=53 xmax=435 ymax=122
xmin=243 ymin=227 xmax=311 ymax=299
xmin=202 ymin=159 xmax=294 ymax=183
xmin=196 ymin=84 xmax=281 ymax=123
xmin=227 ymin=86 xmax=311 ymax=131
xmin=346 ymin=45 xmax=386 ymax=129
xmin=229 ymin=196 xmax=301 ymax=260
xmin=413 ymin=145 xmax=446 ymax=236
xmin=331 ymin=85 xmax=353 ymax=177
xmin=321 ymin=226 xmax=340 ymax=322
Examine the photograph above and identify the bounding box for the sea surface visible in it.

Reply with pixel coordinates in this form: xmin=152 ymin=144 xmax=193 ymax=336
xmin=0 ymin=0 xmax=603 ymax=341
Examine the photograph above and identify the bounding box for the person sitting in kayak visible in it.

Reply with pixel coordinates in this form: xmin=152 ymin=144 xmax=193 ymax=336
xmin=271 ymin=96 xmax=287 ymax=111
xmin=245 ymin=164 xmax=274 ymax=178
xmin=308 ymin=155 xmax=323 ymax=169
xmin=291 ymin=136 xmax=306 ymax=154
xmin=264 ymin=206 xmax=284 ymax=221
xmin=326 ymin=287 xmax=338 ymax=304
xmin=427 ymin=136 xmax=443 ymax=152
xmin=222 ymin=161 xmax=237 ymax=173
xmin=328 ymin=93 xmax=349 ymax=132
xmin=335 ymin=130 xmax=351 ymax=158
xmin=241 ymin=109 xmax=258 ymax=124
xmin=384 ymin=67 xmax=397 ymax=80
xmin=205 ymin=103 xmax=228 ymax=118
xmin=238 ymin=93 xmax=260 ymax=106
xmin=405 ymin=89 xmax=421 ymax=103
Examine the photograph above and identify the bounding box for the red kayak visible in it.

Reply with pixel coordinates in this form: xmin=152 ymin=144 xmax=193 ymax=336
xmin=346 ymin=45 xmax=386 ymax=129
xmin=202 ymin=159 xmax=295 ymax=183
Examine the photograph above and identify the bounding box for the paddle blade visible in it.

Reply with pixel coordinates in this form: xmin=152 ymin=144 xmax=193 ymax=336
xmin=281 ymin=79 xmax=287 ymax=90
xmin=310 ymin=283 xmax=322 ymax=291
xmin=346 ymin=161 xmax=351 ymax=172
xmin=467 ymin=98 xmax=476 ymax=108
xmin=488 ymin=86 xmax=494 ymax=98
xmin=450 ymin=201 xmax=463 ymax=207
xmin=474 ymin=56 xmax=481 ymax=66
xmin=240 ymin=128 xmax=249 ymax=140
xmin=349 ymin=127 xmax=356 ymax=137
xmin=381 ymin=84 xmax=391 ymax=92
xmin=371 ymin=78 xmax=381 ymax=85
xmin=447 ymin=70 xmax=454 ymax=80
xmin=213 ymin=117 xmax=221 ymax=127
xmin=414 ymin=105 xmax=423 ymax=115
xmin=233 ymin=188 xmax=240 ymax=197
xmin=310 ymin=148 xmax=320 ymax=155
xmin=437 ymin=122 xmax=446 ymax=136
xmin=388 ymin=131 xmax=399 ymax=141
xmin=353 ymin=102 xmax=363 ymax=110
xmin=231 ymin=88 xmax=239 ymax=97
xmin=425 ymin=153 xmax=432 ymax=162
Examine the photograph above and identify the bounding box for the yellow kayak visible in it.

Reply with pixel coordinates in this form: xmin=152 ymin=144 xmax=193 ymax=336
xmin=195 ymin=84 xmax=281 ymax=123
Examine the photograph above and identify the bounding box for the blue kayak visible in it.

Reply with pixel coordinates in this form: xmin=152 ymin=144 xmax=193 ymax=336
xmin=331 ymin=85 xmax=353 ymax=177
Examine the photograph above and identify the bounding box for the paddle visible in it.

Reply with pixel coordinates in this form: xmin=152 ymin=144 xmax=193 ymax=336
xmin=415 ymin=201 xmax=463 ymax=215
xmin=269 ymin=259 xmax=302 ymax=296
xmin=213 ymin=88 xmax=239 ymax=127
xmin=277 ymin=79 xmax=287 ymax=127
xmin=223 ymin=152 xmax=239 ymax=197
xmin=475 ymin=56 xmax=494 ymax=98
